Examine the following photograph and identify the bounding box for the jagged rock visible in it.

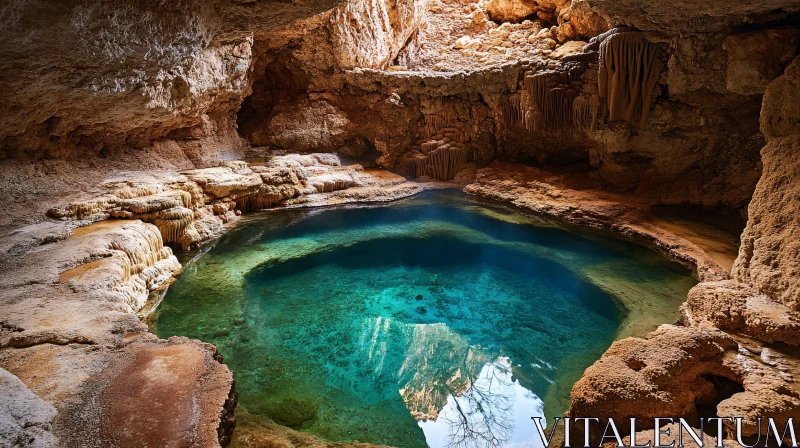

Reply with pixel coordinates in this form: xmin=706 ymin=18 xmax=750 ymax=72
xmin=5 ymin=0 xmax=800 ymax=446
xmin=485 ymin=0 xmax=539 ymax=23
xmin=584 ymin=0 xmax=800 ymax=33
xmin=758 ymin=55 xmax=800 ymax=141
xmin=550 ymin=40 xmax=587 ymax=59
xmin=46 ymin=155 xmax=432 ymax=249
xmin=555 ymin=0 xmax=611 ymax=40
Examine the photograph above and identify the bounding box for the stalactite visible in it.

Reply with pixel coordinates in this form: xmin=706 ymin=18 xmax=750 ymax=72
xmin=598 ymin=31 xmax=662 ymax=128
xmin=501 ymin=93 xmax=523 ymax=128
xmin=148 ymin=207 xmax=195 ymax=244
xmin=423 ymin=114 xmax=447 ymax=138
xmin=402 ymin=145 xmax=470 ymax=182
xmin=235 ymin=193 xmax=281 ymax=212
xmin=572 ymin=94 xmax=600 ymax=132
xmin=442 ymin=127 xmax=464 ymax=144
xmin=566 ymin=62 xmax=590 ymax=84
xmin=583 ymin=27 xmax=627 ymax=53
xmin=516 ymin=71 xmax=584 ymax=137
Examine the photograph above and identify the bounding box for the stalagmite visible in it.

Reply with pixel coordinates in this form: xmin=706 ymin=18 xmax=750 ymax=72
xmin=598 ymin=31 xmax=662 ymax=128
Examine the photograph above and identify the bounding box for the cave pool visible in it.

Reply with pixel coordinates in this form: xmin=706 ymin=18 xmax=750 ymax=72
xmin=152 ymin=190 xmax=696 ymax=448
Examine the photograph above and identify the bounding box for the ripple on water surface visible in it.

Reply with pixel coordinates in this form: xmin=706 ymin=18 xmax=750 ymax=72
xmin=153 ymin=191 xmax=695 ymax=448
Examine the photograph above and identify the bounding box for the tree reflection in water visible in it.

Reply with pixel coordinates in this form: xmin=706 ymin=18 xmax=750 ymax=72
xmin=420 ymin=357 xmax=545 ymax=448
xmin=440 ymin=360 xmax=515 ymax=448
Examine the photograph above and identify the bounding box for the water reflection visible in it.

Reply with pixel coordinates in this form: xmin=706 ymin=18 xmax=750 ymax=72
xmin=154 ymin=191 xmax=693 ymax=447
xmin=420 ymin=359 xmax=545 ymax=448
xmin=359 ymin=317 xmax=545 ymax=448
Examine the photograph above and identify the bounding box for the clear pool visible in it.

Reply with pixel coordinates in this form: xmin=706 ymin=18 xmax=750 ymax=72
xmin=152 ymin=191 xmax=695 ymax=448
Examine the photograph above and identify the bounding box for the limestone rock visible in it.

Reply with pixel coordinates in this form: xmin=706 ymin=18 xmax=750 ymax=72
xmin=732 ymin=58 xmax=800 ymax=310
xmin=485 ymin=0 xmax=538 ymax=23
xmin=330 ymin=0 xmax=428 ymax=70
xmin=733 ymin=135 xmax=800 ymax=310
xmin=46 ymin=155 xmax=429 ymax=249
xmin=584 ymin=0 xmax=800 ymax=33
xmin=569 ymin=325 xmax=800 ymax=442
xmin=683 ymin=281 xmax=800 ymax=346
xmin=759 ymin=55 xmax=800 ymax=141
xmin=570 ymin=325 xmax=740 ymax=434
xmin=723 ymin=27 xmax=800 ymax=95
xmin=555 ymin=0 xmax=611 ymax=40
xmin=464 ymin=162 xmax=731 ymax=281
xmin=266 ymin=100 xmax=352 ymax=151
xmin=0 ymin=368 xmax=57 ymax=448
xmin=550 ymin=40 xmax=586 ymax=59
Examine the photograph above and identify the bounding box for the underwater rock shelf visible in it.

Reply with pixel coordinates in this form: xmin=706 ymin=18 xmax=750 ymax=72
xmin=153 ymin=191 xmax=695 ymax=448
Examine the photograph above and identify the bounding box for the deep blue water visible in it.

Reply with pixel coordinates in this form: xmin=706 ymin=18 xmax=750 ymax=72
xmin=153 ymin=191 xmax=694 ymax=448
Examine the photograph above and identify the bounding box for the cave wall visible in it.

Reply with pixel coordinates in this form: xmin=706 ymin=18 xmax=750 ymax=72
xmin=733 ymin=56 xmax=800 ymax=310
xmin=0 ymin=0 xmax=347 ymax=165
xmin=1 ymin=0 xmax=799 ymax=211
xmin=235 ymin=7 xmax=799 ymax=213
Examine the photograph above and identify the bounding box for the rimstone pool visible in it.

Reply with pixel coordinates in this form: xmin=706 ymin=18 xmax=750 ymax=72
xmin=151 ymin=191 xmax=695 ymax=448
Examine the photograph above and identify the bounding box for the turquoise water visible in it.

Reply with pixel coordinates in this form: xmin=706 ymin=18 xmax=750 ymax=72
xmin=152 ymin=191 xmax=695 ymax=448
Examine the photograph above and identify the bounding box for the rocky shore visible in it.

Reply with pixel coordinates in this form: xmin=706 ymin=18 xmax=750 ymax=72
xmin=2 ymin=0 xmax=800 ymax=445
xmin=0 ymin=153 xmax=470 ymax=447
xmin=0 ymin=146 xmax=763 ymax=447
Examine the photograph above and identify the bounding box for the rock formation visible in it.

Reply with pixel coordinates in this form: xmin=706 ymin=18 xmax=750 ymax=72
xmin=565 ymin=55 xmax=800 ymax=447
xmin=2 ymin=0 xmax=800 ymax=446
xmin=732 ymin=56 xmax=800 ymax=310
xmin=47 ymin=154 xmax=429 ymax=250
xmin=0 ymin=155 xmax=447 ymax=447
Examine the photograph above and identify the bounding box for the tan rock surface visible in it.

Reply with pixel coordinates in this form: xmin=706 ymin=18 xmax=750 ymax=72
xmin=723 ymin=27 xmax=800 ymax=95
xmin=485 ymin=0 xmax=540 ymax=23
xmin=3 ymin=0 xmax=800 ymax=445
xmin=683 ymin=281 xmax=800 ymax=346
xmin=0 ymin=368 xmax=57 ymax=448
xmin=584 ymin=0 xmax=800 ymax=33
xmin=571 ymin=325 xmax=800 ymax=442
xmin=0 ymin=215 xmax=234 ymax=447
xmin=734 ymin=57 xmax=800 ymax=309
xmin=46 ymin=154 xmax=431 ymax=250
xmin=562 ymin=49 xmax=800 ymax=448
xmin=570 ymin=326 xmax=741 ymax=431
xmin=0 ymin=155 xmax=441 ymax=447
